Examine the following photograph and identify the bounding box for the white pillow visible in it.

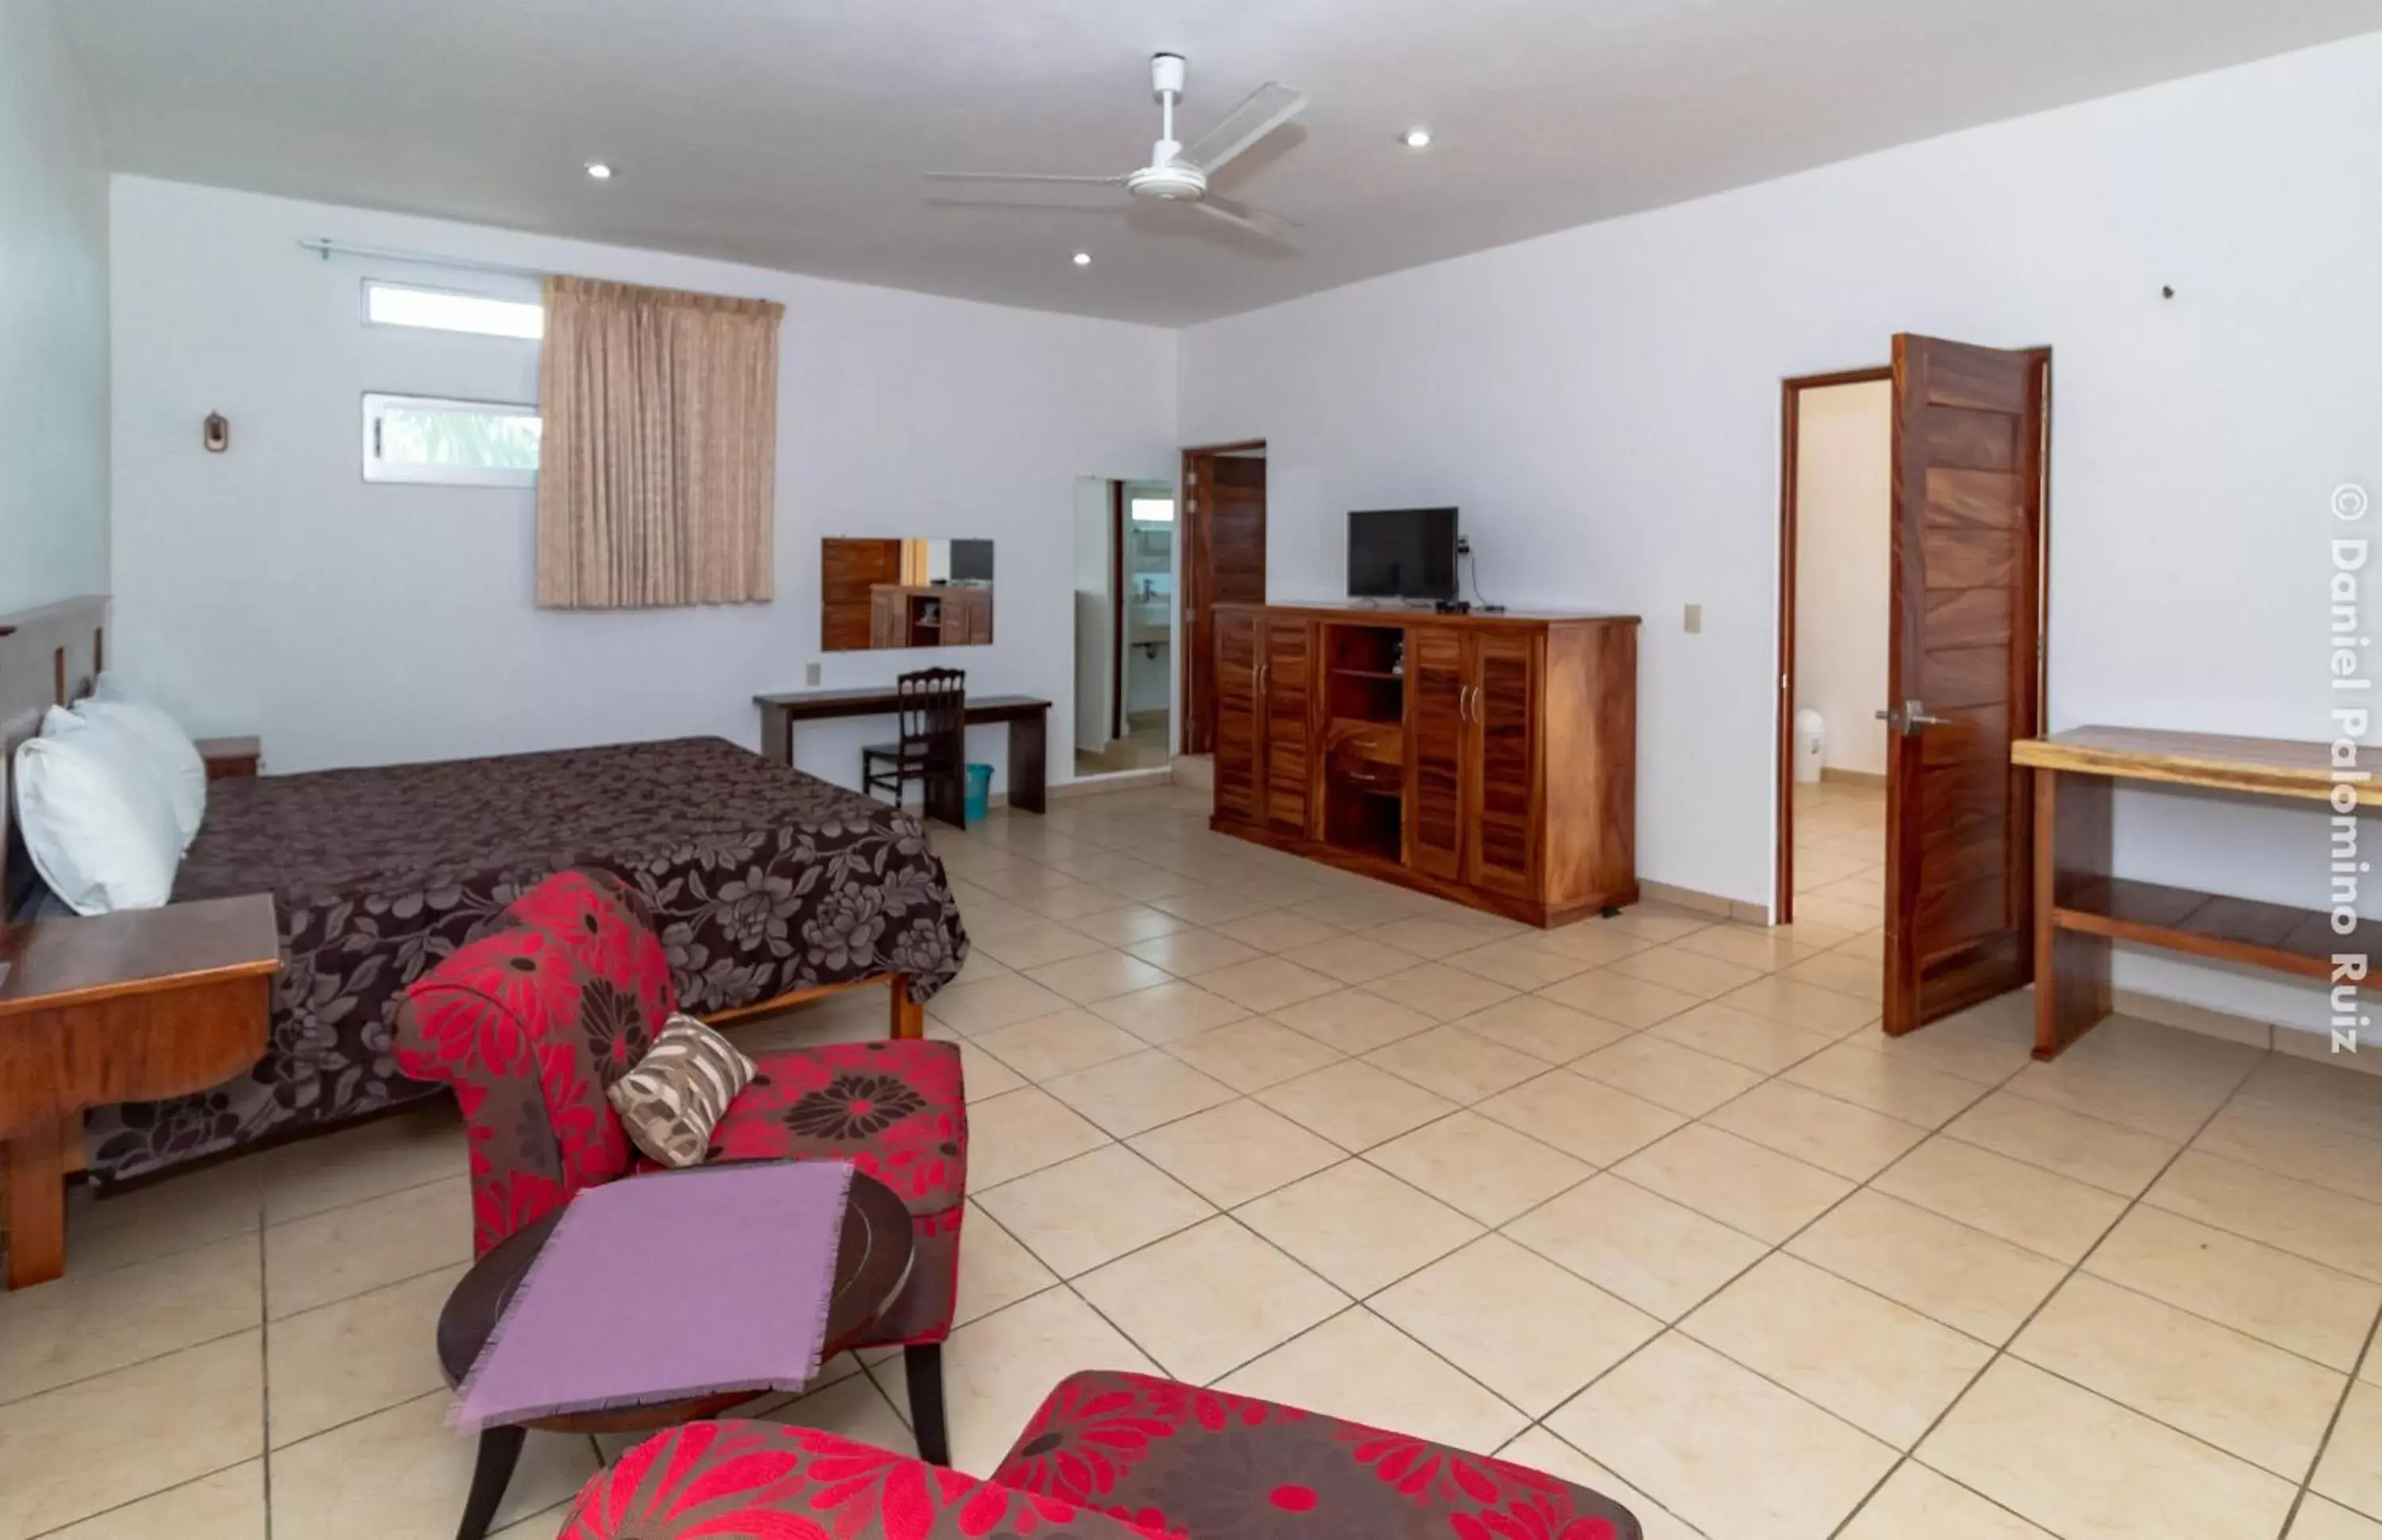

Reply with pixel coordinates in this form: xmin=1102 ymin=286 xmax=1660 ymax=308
xmin=13 ymin=729 xmax=184 ymax=914
xmin=70 ymin=699 xmax=206 ymax=849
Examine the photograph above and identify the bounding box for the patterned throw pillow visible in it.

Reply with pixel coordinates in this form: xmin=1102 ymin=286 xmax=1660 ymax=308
xmin=607 ymin=1014 xmax=758 ymax=1168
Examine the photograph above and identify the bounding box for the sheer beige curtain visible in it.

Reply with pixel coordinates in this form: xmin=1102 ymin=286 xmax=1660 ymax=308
xmin=535 ymin=276 xmax=784 ymax=608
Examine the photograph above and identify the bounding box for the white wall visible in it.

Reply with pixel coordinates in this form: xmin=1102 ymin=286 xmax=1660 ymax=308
xmin=108 ymin=177 xmax=1177 ymax=792
xmin=0 ymin=0 xmax=109 ymax=613
xmin=1179 ymin=35 xmax=2382 ymax=1032
xmin=1793 ymin=380 xmax=1891 ymax=777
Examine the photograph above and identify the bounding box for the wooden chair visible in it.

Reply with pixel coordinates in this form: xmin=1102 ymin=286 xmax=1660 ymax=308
xmin=391 ymin=869 xmax=967 ymax=1534
xmin=861 ymin=668 xmax=967 ymax=825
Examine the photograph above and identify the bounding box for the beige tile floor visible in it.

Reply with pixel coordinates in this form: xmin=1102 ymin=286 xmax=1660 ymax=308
xmin=6 ymin=779 xmax=2381 ymax=1539
xmin=1073 ymin=710 xmax=1172 ymax=776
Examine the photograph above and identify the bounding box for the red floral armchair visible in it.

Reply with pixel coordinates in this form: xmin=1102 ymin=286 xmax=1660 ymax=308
xmin=391 ymin=867 xmax=966 ymax=1461
xmin=559 ymin=1369 xmax=1643 ymax=1539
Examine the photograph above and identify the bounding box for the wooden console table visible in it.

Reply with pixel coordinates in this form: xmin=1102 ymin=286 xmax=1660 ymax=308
xmin=2013 ymin=726 xmax=2382 ymax=1061
xmin=754 ymin=690 xmax=1050 ymax=814
xmin=0 ymin=895 xmax=279 ymax=1288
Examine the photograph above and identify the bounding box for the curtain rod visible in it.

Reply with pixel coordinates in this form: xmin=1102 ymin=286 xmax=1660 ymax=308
xmin=295 ymin=237 xmax=777 ymax=308
xmin=298 ymin=237 xmax=548 ymax=280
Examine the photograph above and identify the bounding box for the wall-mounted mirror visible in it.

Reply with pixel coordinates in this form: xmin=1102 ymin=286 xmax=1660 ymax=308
xmin=822 ymin=537 xmax=996 ymax=651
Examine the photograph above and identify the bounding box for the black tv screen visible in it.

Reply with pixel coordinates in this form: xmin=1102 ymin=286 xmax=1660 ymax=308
xmin=1348 ymin=508 xmax=1458 ymax=601
xmin=949 ymin=539 xmax=995 ymax=582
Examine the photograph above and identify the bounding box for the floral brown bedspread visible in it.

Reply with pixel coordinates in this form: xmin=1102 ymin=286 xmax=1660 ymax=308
xmin=85 ymin=737 xmax=969 ymax=1187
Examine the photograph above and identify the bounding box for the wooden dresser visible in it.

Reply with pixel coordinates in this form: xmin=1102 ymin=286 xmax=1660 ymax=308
xmin=1209 ymin=603 xmax=1639 ymax=927
xmin=869 ymin=584 xmax=993 ymax=648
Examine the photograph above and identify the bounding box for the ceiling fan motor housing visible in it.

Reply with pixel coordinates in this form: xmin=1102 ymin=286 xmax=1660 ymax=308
xmin=1127 ymin=163 xmax=1208 ymax=200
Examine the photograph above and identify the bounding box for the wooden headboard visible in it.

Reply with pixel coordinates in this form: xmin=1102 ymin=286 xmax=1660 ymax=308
xmin=1 ymin=595 xmax=109 ymax=918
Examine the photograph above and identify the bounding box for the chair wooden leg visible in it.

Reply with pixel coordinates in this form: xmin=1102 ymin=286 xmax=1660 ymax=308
xmin=904 ymin=1342 xmax=950 ymax=1466
xmin=890 ymin=976 xmax=923 ymax=1041
xmin=455 ymin=1423 xmax=526 ymax=1540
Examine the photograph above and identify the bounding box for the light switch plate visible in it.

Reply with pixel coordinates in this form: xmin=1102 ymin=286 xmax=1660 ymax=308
xmin=1683 ymin=603 xmax=1703 ymax=634
xmin=805 ymin=661 xmax=823 ymax=686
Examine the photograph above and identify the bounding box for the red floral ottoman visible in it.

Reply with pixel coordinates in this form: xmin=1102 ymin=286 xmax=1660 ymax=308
xmin=995 ymin=1371 xmax=1641 ymax=1538
xmin=557 ymin=1370 xmax=1643 ymax=1538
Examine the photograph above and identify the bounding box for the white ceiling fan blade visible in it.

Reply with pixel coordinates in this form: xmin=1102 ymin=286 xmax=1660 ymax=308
xmin=1190 ymin=196 xmax=1294 ymax=243
xmin=923 ymin=171 xmax=1129 ymax=186
xmin=1204 ymin=192 xmax=1302 ymax=232
xmin=1178 ymin=82 xmax=1307 ymax=175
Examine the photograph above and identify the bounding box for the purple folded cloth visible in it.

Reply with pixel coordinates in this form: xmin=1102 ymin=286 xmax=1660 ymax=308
xmin=454 ymin=1160 xmax=855 ymax=1430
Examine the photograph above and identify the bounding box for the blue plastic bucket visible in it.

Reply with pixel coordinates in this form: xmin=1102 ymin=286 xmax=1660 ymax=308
xmin=965 ymin=763 xmax=993 ymax=823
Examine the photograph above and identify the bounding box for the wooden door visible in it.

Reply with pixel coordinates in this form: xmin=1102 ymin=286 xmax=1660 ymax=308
xmin=1212 ymin=608 xmax=1264 ymax=825
xmin=1407 ymin=626 xmax=1467 ymax=879
xmin=1466 ymin=631 xmax=1542 ymax=897
xmin=870 ymin=587 xmax=904 ymax=649
xmin=825 ymin=538 xmax=904 ymax=650
xmin=1884 ymin=334 xmax=2049 ymax=1034
xmin=952 ymin=588 xmax=992 ymax=645
xmin=1182 ymin=449 xmax=1266 ymax=753
xmin=1262 ymin=617 xmax=1315 ymax=838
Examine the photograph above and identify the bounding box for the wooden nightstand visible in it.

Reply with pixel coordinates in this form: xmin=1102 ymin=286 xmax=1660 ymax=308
xmin=0 ymin=895 xmax=279 ymax=1288
xmin=195 ymin=734 xmax=262 ymax=780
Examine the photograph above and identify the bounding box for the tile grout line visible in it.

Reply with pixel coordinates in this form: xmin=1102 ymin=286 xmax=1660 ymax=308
xmin=1502 ymin=1049 xmax=2014 ymax=1532
xmin=1493 ymin=1014 xmax=2334 ymax=1537
xmin=953 ymin=858 xmax=2377 ymax=1533
xmin=2280 ymin=1272 xmax=2382 ymax=1534
xmin=257 ymin=1199 xmax=275 ymax=1540
xmin=901 ymin=846 xmax=2382 ymax=1538
xmin=1817 ymin=1046 xmax=2284 ymax=1539
xmin=21 ymin=1456 xmax=263 ymax=1540
xmin=965 ymin=986 xmax=1919 ymax=1523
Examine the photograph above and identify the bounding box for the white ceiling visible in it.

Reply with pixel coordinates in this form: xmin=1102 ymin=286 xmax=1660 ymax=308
xmin=60 ymin=0 xmax=2382 ymax=325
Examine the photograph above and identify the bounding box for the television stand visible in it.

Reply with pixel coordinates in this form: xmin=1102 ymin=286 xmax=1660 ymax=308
xmin=1209 ymin=602 xmax=1640 ymax=928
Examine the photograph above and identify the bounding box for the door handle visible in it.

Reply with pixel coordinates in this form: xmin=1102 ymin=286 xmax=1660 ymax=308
xmin=1875 ymin=699 xmax=1951 ymax=735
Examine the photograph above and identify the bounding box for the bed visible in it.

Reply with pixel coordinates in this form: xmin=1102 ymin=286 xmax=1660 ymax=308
xmin=1 ymin=606 xmax=970 ymax=1188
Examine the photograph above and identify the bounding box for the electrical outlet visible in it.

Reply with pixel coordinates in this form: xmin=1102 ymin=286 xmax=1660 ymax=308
xmin=1683 ymin=603 xmax=1703 ymax=635
xmin=805 ymin=661 xmax=823 ymax=687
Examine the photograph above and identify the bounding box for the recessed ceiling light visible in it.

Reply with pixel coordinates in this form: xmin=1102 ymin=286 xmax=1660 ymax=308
xmin=1072 ymin=251 xmax=1093 ymax=267
xmin=1400 ymin=127 xmax=1433 ymax=150
xmin=584 ymin=161 xmax=614 ymax=180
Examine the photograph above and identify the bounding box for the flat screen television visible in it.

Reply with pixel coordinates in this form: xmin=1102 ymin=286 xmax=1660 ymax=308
xmin=1347 ymin=508 xmax=1459 ymax=602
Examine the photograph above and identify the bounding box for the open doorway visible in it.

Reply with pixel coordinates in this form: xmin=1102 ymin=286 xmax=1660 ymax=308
xmin=1777 ymin=337 xmax=2051 ymax=1036
xmin=1777 ymin=368 xmax=1893 ymax=932
xmin=1073 ymin=476 xmax=1178 ymax=778
xmin=1180 ymin=441 xmax=1266 ymax=755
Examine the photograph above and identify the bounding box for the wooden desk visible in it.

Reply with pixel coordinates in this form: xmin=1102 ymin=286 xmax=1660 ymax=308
xmin=754 ymin=691 xmax=1050 ymax=815
xmin=2014 ymin=726 xmax=2382 ymax=1061
xmin=0 ymin=895 xmax=279 ymax=1287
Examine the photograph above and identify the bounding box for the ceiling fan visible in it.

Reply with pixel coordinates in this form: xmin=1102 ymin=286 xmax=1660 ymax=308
xmin=927 ymin=53 xmax=1307 ymax=241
